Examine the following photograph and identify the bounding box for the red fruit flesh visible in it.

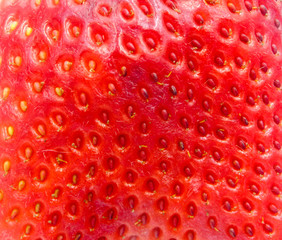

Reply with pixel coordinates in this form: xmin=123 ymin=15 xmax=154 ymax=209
xmin=0 ymin=0 xmax=281 ymax=239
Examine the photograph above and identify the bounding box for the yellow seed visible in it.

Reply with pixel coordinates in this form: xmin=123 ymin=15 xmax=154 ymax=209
xmin=0 ymin=56 xmax=2 ymax=66
xmin=14 ymin=56 xmax=22 ymax=67
xmin=25 ymin=147 xmax=33 ymax=159
xmin=72 ymin=174 xmax=77 ymax=184
xmin=10 ymin=208 xmax=19 ymax=219
xmin=35 ymin=203 xmax=41 ymax=213
xmin=52 ymin=30 xmax=59 ymax=41
xmin=25 ymin=27 xmax=33 ymax=36
xmin=25 ymin=224 xmax=32 ymax=234
xmin=53 ymin=0 xmax=60 ymax=4
xmin=52 ymin=188 xmax=60 ymax=198
xmin=10 ymin=21 xmax=18 ymax=31
xmin=20 ymin=101 xmax=28 ymax=112
xmin=63 ymin=61 xmax=72 ymax=71
xmin=3 ymin=160 xmax=11 ymax=174
xmin=0 ymin=190 xmax=3 ymax=201
xmin=120 ymin=66 xmax=127 ymax=76
xmin=3 ymin=87 xmax=10 ymax=99
xmin=33 ymin=81 xmax=44 ymax=92
xmin=88 ymin=60 xmax=96 ymax=72
xmin=73 ymin=26 xmax=80 ymax=37
xmin=35 ymin=0 xmax=41 ymax=5
xmin=39 ymin=169 xmax=47 ymax=181
xmin=37 ymin=124 xmax=46 ymax=136
xmin=55 ymin=87 xmax=64 ymax=96
xmin=75 ymin=0 xmax=85 ymax=4
xmin=7 ymin=126 xmax=14 ymax=137
xmin=18 ymin=180 xmax=26 ymax=190
xmin=39 ymin=51 xmax=47 ymax=62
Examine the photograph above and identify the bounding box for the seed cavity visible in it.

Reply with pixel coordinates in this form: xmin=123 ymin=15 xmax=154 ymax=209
xmin=208 ymin=217 xmax=218 ymax=230
xmin=127 ymin=196 xmax=137 ymax=211
xmin=243 ymin=200 xmax=253 ymax=212
xmin=153 ymin=227 xmax=162 ymax=238
xmin=228 ymin=226 xmax=237 ymax=238
xmin=232 ymin=158 xmax=241 ymax=170
xmin=169 ymin=214 xmax=180 ymax=228
xmin=245 ymin=224 xmax=254 ymax=236
xmin=187 ymin=202 xmax=197 ymax=218
xmin=263 ymin=223 xmax=273 ymax=234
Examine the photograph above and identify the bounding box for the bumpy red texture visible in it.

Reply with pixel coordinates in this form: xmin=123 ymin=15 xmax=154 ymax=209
xmin=0 ymin=0 xmax=281 ymax=239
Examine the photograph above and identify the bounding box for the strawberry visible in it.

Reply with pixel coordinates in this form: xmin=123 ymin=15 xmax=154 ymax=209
xmin=0 ymin=0 xmax=281 ymax=239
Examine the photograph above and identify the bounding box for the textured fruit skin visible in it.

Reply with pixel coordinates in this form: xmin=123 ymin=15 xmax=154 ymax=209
xmin=0 ymin=0 xmax=281 ymax=239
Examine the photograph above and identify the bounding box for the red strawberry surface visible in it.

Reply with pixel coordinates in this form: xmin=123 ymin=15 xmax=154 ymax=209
xmin=0 ymin=0 xmax=281 ymax=239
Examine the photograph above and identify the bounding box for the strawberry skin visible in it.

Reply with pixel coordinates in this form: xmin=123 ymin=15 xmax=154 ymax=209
xmin=0 ymin=0 xmax=281 ymax=239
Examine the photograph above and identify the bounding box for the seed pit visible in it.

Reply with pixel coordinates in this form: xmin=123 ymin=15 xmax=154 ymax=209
xmin=212 ymin=149 xmax=223 ymax=162
xmin=263 ymin=222 xmax=273 ymax=234
xmin=103 ymin=157 xmax=119 ymax=172
xmin=172 ymin=182 xmax=183 ymax=196
xmin=89 ymin=23 xmax=108 ymax=46
xmin=56 ymin=55 xmax=74 ymax=72
xmin=242 ymin=199 xmax=254 ymax=212
xmin=187 ymin=202 xmax=197 ymax=217
xmin=138 ymin=213 xmax=149 ymax=225
xmin=143 ymin=30 xmax=160 ymax=51
xmin=245 ymin=224 xmax=254 ymax=236
xmin=137 ymin=0 xmax=153 ymax=16
xmin=156 ymin=197 xmax=168 ymax=212
xmin=183 ymin=164 xmax=194 ymax=178
xmin=163 ymin=12 xmax=180 ymax=35
xmin=97 ymin=4 xmax=112 ymax=17
xmin=152 ymin=227 xmax=162 ymax=238
xmin=105 ymin=182 xmax=117 ymax=198
xmin=186 ymin=230 xmax=196 ymax=240
xmin=227 ymin=225 xmax=237 ymax=238
xmin=208 ymin=217 xmax=217 ymax=230
xmin=145 ymin=178 xmax=158 ymax=193
xmin=67 ymin=201 xmax=78 ymax=216
xmin=169 ymin=214 xmax=180 ymax=228
xmin=89 ymin=215 xmax=97 ymax=229
xmin=90 ymin=132 xmax=101 ymax=147
xmin=206 ymin=171 xmax=218 ymax=185
xmin=127 ymin=195 xmax=138 ymax=211
xmin=231 ymin=157 xmax=242 ymax=171
xmin=124 ymin=170 xmax=137 ymax=184
xmin=65 ymin=17 xmax=83 ymax=39
xmin=48 ymin=211 xmax=62 ymax=226
xmin=116 ymin=134 xmax=128 ymax=148
xmin=103 ymin=208 xmax=117 ymax=221
xmin=121 ymin=3 xmax=134 ymax=20
xmin=254 ymin=164 xmax=264 ymax=176
xmin=222 ymin=198 xmax=233 ymax=212
xmin=86 ymin=163 xmax=96 ymax=178
xmin=159 ymin=160 xmax=169 ymax=174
